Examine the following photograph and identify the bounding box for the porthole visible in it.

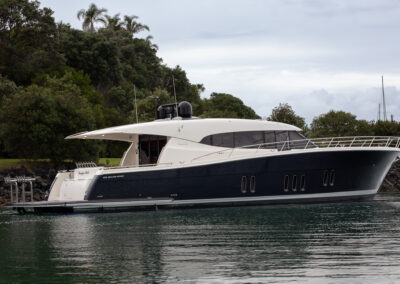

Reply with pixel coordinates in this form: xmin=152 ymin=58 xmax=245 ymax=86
xmin=283 ymin=175 xmax=289 ymax=192
xmin=323 ymin=170 xmax=329 ymax=187
xmin=300 ymin=175 xmax=305 ymax=191
xmin=329 ymin=170 xmax=335 ymax=186
xmin=241 ymin=176 xmax=247 ymax=193
xmin=250 ymin=176 xmax=256 ymax=193
xmin=292 ymin=175 xmax=297 ymax=192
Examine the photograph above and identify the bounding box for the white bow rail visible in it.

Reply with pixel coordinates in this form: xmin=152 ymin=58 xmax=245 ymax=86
xmin=191 ymin=136 xmax=400 ymax=163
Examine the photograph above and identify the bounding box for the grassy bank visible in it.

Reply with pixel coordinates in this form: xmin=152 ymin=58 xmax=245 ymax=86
xmin=0 ymin=158 xmax=121 ymax=170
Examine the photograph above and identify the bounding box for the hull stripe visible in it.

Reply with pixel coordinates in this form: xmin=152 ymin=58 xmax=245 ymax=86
xmin=9 ymin=188 xmax=378 ymax=210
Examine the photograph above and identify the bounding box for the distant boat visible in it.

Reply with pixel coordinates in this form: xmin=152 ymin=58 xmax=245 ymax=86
xmin=7 ymin=102 xmax=400 ymax=214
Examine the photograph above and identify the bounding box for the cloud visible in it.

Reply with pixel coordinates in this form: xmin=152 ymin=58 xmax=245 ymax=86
xmin=40 ymin=0 xmax=400 ymax=124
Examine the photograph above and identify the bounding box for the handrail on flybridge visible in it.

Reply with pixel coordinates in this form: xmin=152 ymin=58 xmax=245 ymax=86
xmin=191 ymin=136 xmax=400 ymax=163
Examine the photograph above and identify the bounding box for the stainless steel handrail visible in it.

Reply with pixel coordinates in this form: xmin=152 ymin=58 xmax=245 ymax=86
xmin=191 ymin=136 xmax=400 ymax=163
xmin=4 ymin=176 xmax=36 ymax=203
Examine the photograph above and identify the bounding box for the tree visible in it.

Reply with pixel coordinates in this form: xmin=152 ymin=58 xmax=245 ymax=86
xmin=104 ymin=13 xmax=123 ymax=31
xmin=373 ymin=121 xmax=400 ymax=136
xmin=267 ymin=103 xmax=306 ymax=129
xmin=132 ymin=88 xmax=173 ymax=122
xmin=309 ymin=110 xmax=373 ymax=137
xmin=0 ymin=0 xmax=64 ymax=85
xmin=201 ymin=93 xmax=260 ymax=119
xmin=0 ymin=78 xmax=100 ymax=163
xmin=61 ymin=28 xmax=122 ymax=90
xmin=145 ymin=35 xmax=158 ymax=50
xmin=77 ymin=3 xmax=107 ymax=33
xmin=0 ymin=75 xmax=19 ymax=104
xmin=124 ymin=15 xmax=149 ymax=37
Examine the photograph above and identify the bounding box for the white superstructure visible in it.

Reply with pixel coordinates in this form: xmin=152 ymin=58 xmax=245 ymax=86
xmin=67 ymin=118 xmax=301 ymax=166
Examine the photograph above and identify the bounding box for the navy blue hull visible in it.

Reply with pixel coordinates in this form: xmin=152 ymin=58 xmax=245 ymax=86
xmin=86 ymin=150 xmax=398 ymax=202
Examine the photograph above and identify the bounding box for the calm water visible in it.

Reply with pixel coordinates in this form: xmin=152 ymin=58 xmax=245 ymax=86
xmin=1 ymin=194 xmax=400 ymax=284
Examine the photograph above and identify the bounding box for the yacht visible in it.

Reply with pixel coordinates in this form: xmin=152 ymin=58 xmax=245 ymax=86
xmin=7 ymin=102 xmax=400 ymax=213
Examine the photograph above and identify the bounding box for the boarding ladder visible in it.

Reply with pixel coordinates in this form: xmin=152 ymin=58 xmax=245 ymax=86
xmin=4 ymin=176 xmax=36 ymax=203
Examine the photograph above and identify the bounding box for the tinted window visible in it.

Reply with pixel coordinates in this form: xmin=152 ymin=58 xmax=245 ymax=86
xmin=212 ymin=133 xmax=234 ymax=147
xmin=289 ymin=131 xmax=306 ymax=141
xmin=264 ymin=131 xmax=275 ymax=146
xmin=289 ymin=131 xmax=308 ymax=149
xmin=276 ymin=131 xmax=288 ymax=142
xmin=200 ymin=130 xmax=304 ymax=149
xmin=234 ymin=131 xmax=264 ymax=147
xmin=201 ymin=135 xmax=212 ymax=145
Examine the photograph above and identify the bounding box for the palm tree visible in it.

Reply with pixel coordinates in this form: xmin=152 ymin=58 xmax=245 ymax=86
xmin=145 ymin=35 xmax=158 ymax=50
xmin=124 ymin=15 xmax=149 ymax=37
xmin=105 ymin=13 xmax=123 ymax=31
xmin=77 ymin=3 xmax=107 ymax=33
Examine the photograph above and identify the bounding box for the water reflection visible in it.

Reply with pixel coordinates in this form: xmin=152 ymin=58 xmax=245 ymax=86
xmin=1 ymin=194 xmax=400 ymax=283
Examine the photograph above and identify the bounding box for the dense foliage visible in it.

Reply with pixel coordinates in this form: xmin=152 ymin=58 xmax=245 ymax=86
xmin=0 ymin=1 xmax=399 ymax=163
xmin=200 ymin=93 xmax=260 ymax=119
xmin=267 ymin=103 xmax=306 ymax=130
xmin=309 ymin=111 xmax=373 ymax=137
xmin=0 ymin=0 xmax=259 ymax=162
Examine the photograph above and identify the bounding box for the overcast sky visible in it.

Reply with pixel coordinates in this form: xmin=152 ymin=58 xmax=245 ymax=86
xmin=40 ymin=0 xmax=400 ymax=123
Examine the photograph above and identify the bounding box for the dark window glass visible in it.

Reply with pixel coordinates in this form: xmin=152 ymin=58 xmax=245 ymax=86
xmin=289 ymin=131 xmax=308 ymax=149
xmin=212 ymin=133 xmax=234 ymax=147
xmin=276 ymin=131 xmax=289 ymax=150
xmin=201 ymin=135 xmax=212 ymax=145
xmin=241 ymin=176 xmax=247 ymax=193
xmin=200 ymin=130 xmax=309 ymax=149
xmin=323 ymin=170 xmax=329 ymax=187
xmin=250 ymin=176 xmax=256 ymax=193
xmin=292 ymin=175 xmax=297 ymax=191
xmin=234 ymin=131 xmax=264 ymax=147
xmin=276 ymin=131 xmax=289 ymax=142
xmin=329 ymin=170 xmax=335 ymax=186
xmin=263 ymin=131 xmax=276 ymax=149
xmin=139 ymin=135 xmax=167 ymax=165
xmin=300 ymin=175 xmax=306 ymax=191
xmin=283 ymin=175 xmax=289 ymax=192
xmin=289 ymin=131 xmax=306 ymax=141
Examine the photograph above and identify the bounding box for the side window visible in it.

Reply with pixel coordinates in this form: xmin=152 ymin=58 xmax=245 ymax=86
xmin=283 ymin=175 xmax=289 ymax=192
xmin=234 ymin=131 xmax=264 ymax=147
xmin=241 ymin=176 xmax=247 ymax=193
xmin=289 ymin=131 xmax=308 ymax=149
xmin=289 ymin=131 xmax=306 ymax=141
xmin=212 ymin=133 xmax=234 ymax=148
xmin=323 ymin=170 xmax=329 ymax=187
xmin=276 ymin=131 xmax=289 ymax=150
xmin=200 ymin=135 xmax=212 ymax=145
xmin=264 ymin=131 xmax=276 ymax=148
xmin=276 ymin=131 xmax=289 ymax=142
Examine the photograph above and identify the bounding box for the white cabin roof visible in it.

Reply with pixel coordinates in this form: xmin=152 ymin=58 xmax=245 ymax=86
xmin=66 ymin=118 xmax=301 ymax=142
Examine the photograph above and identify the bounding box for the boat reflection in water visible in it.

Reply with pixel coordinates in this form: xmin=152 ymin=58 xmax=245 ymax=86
xmin=2 ymin=195 xmax=400 ymax=282
xmin=7 ymin=101 xmax=400 ymax=213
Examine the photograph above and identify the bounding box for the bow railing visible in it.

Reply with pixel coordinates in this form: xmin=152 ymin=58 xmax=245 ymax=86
xmin=191 ymin=136 xmax=400 ymax=163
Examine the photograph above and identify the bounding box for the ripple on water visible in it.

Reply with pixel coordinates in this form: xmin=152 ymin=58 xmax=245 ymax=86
xmin=1 ymin=193 xmax=400 ymax=283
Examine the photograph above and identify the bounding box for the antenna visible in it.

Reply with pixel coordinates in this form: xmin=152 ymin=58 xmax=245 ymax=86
xmin=382 ymin=76 xmax=387 ymax=121
xmin=378 ymin=103 xmax=381 ymax=121
xmin=172 ymin=75 xmax=178 ymax=116
xmin=134 ymin=85 xmax=138 ymax=124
